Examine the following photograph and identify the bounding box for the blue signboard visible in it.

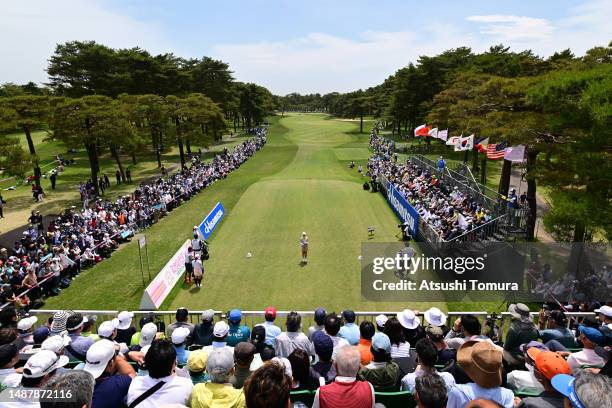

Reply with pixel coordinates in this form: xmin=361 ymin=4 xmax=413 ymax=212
xmin=386 ymin=182 xmax=419 ymax=236
xmin=198 ymin=202 xmax=225 ymax=240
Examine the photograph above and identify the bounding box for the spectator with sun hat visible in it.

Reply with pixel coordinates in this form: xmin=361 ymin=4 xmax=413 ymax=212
xmin=187 ymin=349 xmax=209 ymax=384
xmin=551 ymin=370 xmax=612 ymax=408
xmin=447 ymin=340 xmax=514 ymax=408
xmin=397 ymin=308 xmax=425 ymax=345
xmin=15 ymin=350 xmax=69 ymax=404
xmin=424 ymin=306 xmax=448 ymax=333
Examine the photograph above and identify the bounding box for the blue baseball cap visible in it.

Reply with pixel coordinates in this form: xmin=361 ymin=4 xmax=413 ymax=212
xmin=312 ymin=331 xmax=333 ymax=357
xmin=228 ymin=309 xmax=242 ymax=323
xmin=314 ymin=308 xmax=326 ymax=324
xmin=551 ymin=374 xmax=585 ymax=408
xmin=578 ymin=325 xmax=604 ymax=346
xmin=371 ymin=332 xmax=391 ymax=353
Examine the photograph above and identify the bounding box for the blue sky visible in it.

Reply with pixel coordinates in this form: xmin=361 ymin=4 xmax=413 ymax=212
xmin=1 ymin=1 xmax=609 ymax=94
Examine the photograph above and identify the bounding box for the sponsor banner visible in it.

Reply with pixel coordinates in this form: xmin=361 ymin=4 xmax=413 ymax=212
xmin=140 ymin=239 xmax=190 ymax=309
xmin=198 ymin=202 xmax=225 ymax=240
xmin=386 ymin=182 xmax=419 ymax=236
xmin=361 ymin=242 xmax=610 ymax=303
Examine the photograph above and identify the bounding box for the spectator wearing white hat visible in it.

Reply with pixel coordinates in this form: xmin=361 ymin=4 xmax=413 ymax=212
xmin=172 ymin=327 xmax=191 ymax=367
xmin=65 ymin=313 xmax=94 ymax=361
xmin=191 ymin=348 xmax=245 ymax=408
xmin=17 ymin=316 xmax=38 ymax=345
xmin=397 ymin=309 xmax=425 ymax=346
xmin=595 ymin=305 xmax=612 ymax=343
xmin=14 ymin=350 xmax=69 ymax=405
xmin=375 ymin=314 xmax=388 ymax=332
xmin=98 ymin=318 xmax=130 ymax=355
xmin=115 ymin=311 xmax=136 ymax=345
xmin=424 ymin=307 xmax=448 ymax=332
xmin=127 ymin=339 xmax=193 ymax=408
xmin=203 ymin=321 xmax=234 ymax=355
xmin=129 ymin=322 xmax=158 ymax=353
xmin=81 ymin=339 xmax=136 ymax=408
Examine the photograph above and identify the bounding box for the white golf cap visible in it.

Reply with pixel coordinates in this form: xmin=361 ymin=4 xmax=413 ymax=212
xmin=213 ymin=321 xmax=229 ymax=338
xmin=17 ymin=316 xmax=38 ymax=331
xmin=424 ymin=307 xmax=447 ymax=327
xmin=83 ymin=339 xmax=116 ymax=379
xmin=595 ymin=305 xmax=612 ymax=318
xmin=22 ymin=350 xmax=69 ymax=378
xmin=171 ymin=327 xmax=190 ymax=345
xmin=375 ymin=314 xmax=388 ymax=327
xmin=139 ymin=323 xmax=158 ymax=347
xmin=41 ymin=334 xmax=71 ymax=354
xmin=397 ymin=309 xmax=420 ymax=330
xmin=97 ymin=319 xmax=120 ymax=339
xmin=117 ymin=311 xmax=134 ymax=330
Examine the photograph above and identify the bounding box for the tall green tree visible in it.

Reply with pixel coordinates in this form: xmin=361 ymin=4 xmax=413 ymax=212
xmin=0 ymin=95 xmax=51 ymax=184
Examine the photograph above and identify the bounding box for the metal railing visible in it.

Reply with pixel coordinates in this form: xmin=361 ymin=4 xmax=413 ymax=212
xmin=446 ymin=214 xmax=509 ymax=243
xmin=26 ymin=309 xmax=597 ymax=337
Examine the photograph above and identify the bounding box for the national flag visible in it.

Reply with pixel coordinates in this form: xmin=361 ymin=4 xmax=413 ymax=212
xmin=454 ymin=134 xmax=474 ymax=152
xmin=504 ymin=144 xmax=526 ymax=162
xmin=446 ymin=136 xmax=460 ymax=146
xmin=428 ymin=127 xmax=438 ymax=138
xmin=414 ymin=124 xmax=431 ymax=137
xmin=437 ymin=129 xmax=448 ymax=141
xmin=486 ymin=141 xmax=508 ymax=160
xmin=476 ymin=137 xmax=489 ymax=153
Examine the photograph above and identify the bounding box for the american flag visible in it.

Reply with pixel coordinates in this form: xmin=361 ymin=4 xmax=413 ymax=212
xmin=486 ymin=141 xmax=507 ymax=160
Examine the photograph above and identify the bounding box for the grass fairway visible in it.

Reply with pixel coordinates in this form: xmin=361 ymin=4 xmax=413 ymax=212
xmin=47 ymin=113 xmax=453 ymax=312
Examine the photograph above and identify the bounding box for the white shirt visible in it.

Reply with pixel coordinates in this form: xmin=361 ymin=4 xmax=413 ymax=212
xmin=506 ymin=369 xmax=545 ymax=394
xmin=567 ymin=348 xmax=605 ymax=370
xmin=390 ymin=342 xmax=411 ymax=359
xmin=329 ymin=335 xmax=349 ymax=359
xmin=126 ymin=374 xmax=193 ymax=408
xmin=401 ymin=368 xmax=456 ymax=392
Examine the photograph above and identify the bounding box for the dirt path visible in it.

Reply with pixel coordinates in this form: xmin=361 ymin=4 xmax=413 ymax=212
xmin=509 ymin=167 xmax=554 ymax=242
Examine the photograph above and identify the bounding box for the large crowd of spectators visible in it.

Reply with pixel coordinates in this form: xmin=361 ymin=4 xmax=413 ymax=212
xmin=0 ymin=302 xmax=609 ymax=407
xmin=0 ymin=129 xmax=267 ymax=310
xmin=368 ymin=133 xmax=495 ymax=242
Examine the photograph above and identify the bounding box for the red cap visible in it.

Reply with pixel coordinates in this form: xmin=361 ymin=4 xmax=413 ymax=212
xmin=264 ymin=306 xmax=276 ymax=318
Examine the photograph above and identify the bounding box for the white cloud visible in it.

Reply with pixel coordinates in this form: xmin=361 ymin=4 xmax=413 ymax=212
xmin=0 ymin=0 xmax=173 ymax=85
xmin=466 ymin=15 xmax=553 ymax=41
xmin=212 ymin=28 xmax=470 ymax=95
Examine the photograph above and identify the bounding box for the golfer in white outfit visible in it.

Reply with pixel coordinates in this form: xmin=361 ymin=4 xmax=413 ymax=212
xmin=300 ymin=232 xmax=309 ymax=264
